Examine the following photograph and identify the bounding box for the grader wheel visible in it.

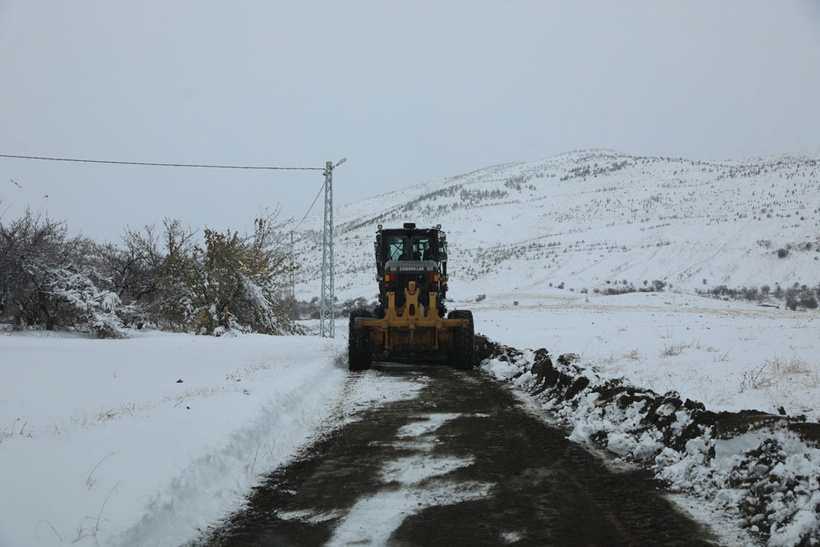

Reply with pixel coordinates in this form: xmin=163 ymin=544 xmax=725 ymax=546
xmin=348 ymin=309 xmax=373 ymax=371
xmin=448 ymin=310 xmax=475 ymax=370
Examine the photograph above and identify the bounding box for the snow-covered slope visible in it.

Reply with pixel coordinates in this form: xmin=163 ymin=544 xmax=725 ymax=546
xmin=290 ymin=149 xmax=820 ymax=303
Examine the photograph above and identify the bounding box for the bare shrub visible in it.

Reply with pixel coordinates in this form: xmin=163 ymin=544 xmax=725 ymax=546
xmin=739 ymin=357 xmax=815 ymax=392
xmin=661 ymin=343 xmax=687 ymax=357
xmin=623 ymin=349 xmax=641 ymax=361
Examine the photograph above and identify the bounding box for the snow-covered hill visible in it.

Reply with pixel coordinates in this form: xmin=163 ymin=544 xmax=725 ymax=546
xmin=290 ymin=149 xmax=820 ymax=303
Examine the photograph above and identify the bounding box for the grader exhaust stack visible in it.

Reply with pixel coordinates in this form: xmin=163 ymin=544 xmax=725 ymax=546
xmin=348 ymin=223 xmax=474 ymax=371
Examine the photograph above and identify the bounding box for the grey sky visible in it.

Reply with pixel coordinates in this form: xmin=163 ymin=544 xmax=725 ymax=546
xmin=2 ymin=1 xmax=819 ymax=241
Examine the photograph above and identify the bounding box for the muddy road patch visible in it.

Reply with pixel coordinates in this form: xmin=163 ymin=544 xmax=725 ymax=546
xmin=201 ymin=365 xmax=715 ymax=546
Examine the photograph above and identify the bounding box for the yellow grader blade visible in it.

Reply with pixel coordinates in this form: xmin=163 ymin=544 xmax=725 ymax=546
xmin=356 ymin=281 xmax=467 ymax=358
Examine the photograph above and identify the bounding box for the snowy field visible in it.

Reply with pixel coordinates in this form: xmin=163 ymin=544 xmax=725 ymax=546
xmin=0 ymin=332 xmax=347 ymax=547
xmin=1 ymin=291 xmax=818 ymax=546
xmin=469 ymin=290 xmax=820 ymax=420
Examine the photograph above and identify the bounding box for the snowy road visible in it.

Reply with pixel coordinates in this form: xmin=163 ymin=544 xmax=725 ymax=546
xmin=201 ymin=364 xmax=715 ymax=547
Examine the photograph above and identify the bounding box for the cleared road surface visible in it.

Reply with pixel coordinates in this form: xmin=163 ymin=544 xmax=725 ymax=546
xmin=202 ymin=364 xmax=716 ymax=546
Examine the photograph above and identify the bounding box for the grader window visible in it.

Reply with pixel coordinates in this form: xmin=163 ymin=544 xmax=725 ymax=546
xmin=381 ymin=230 xmax=440 ymax=262
xmin=385 ymin=235 xmax=405 ymax=261
xmin=413 ymin=236 xmax=434 ymax=261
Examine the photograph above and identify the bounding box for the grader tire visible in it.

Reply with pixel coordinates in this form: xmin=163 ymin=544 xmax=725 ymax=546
xmin=448 ymin=310 xmax=475 ymax=370
xmin=348 ymin=309 xmax=373 ymax=371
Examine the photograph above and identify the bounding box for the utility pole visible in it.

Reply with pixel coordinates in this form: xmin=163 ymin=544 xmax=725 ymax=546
xmin=319 ymin=157 xmax=346 ymax=338
xmin=290 ymin=230 xmax=295 ymax=320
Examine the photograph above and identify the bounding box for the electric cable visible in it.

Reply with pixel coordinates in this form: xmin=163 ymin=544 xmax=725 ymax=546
xmin=2 ymin=151 xmax=330 ymax=235
xmin=0 ymin=153 xmax=324 ymax=171
xmin=293 ymin=180 xmax=327 ymax=232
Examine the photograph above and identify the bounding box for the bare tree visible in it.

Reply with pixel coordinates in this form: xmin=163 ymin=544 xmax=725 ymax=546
xmin=0 ymin=209 xmax=126 ymax=336
xmin=158 ymin=211 xmax=296 ymax=335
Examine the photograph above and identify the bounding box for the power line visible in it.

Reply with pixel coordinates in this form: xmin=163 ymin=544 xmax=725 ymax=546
xmin=293 ymin=180 xmax=327 ymax=233
xmin=3 ymin=151 xmax=331 ymax=227
xmin=0 ymin=153 xmax=324 ymax=171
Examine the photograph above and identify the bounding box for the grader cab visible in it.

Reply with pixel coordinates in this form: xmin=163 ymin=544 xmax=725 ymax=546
xmin=348 ymin=223 xmax=474 ymax=371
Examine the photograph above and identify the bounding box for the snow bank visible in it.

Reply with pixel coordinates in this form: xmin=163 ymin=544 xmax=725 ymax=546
xmin=481 ymin=341 xmax=820 ymax=547
xmin=0 ymin=331 xmax=347 ymax=547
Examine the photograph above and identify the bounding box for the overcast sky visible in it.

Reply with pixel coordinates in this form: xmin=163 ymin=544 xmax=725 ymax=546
xmin=2 ymin=1 xmax=819 ymax=241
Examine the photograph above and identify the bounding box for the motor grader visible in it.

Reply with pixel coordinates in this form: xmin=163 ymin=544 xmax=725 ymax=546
xmin=348 ymin=223 xmax=474 ymax=371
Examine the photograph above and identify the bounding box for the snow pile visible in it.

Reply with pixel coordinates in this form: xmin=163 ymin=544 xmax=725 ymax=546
xmin=481 ymin=341 xmax=820 ymax=547
xmin=0 ymin=331 xmax=347 ymax=547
